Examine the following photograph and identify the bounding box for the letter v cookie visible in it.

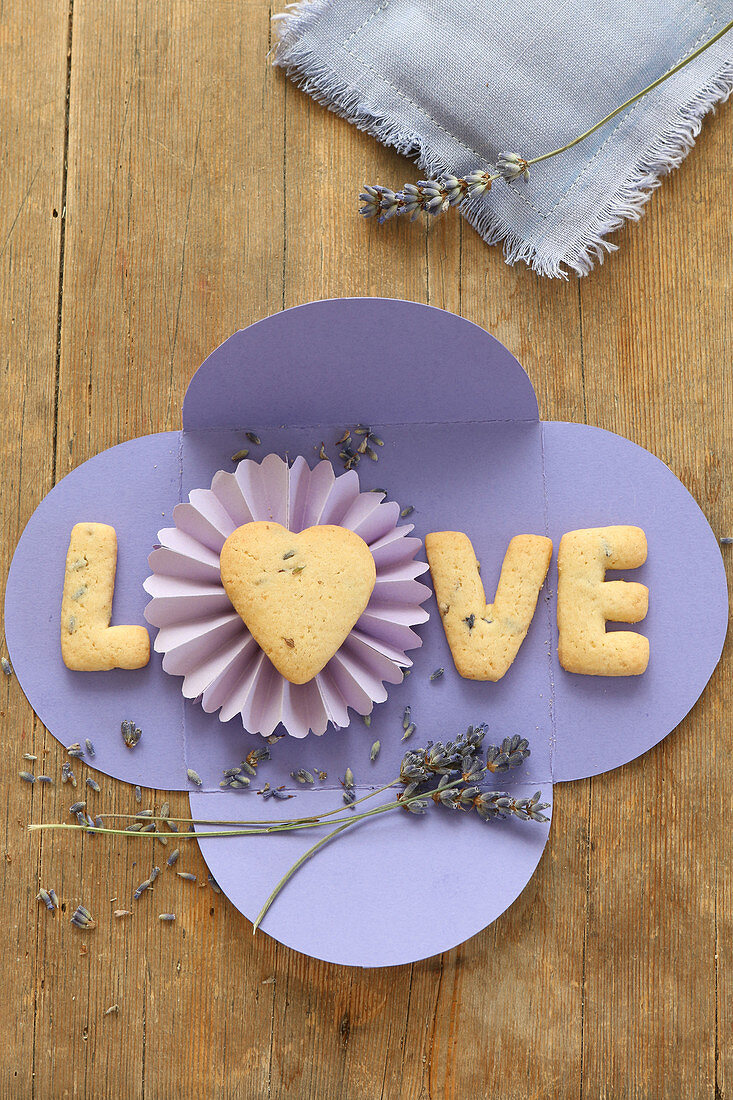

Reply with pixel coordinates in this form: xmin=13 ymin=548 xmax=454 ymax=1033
xmin=425 ymin=531 xmax=552 ymax=681
xmin=61 ymin=523 xmax=149 ymax=671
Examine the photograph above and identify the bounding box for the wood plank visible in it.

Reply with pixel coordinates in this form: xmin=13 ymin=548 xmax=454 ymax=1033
xmin=43 ymin=2 xmax=286 ymax=1097
xmin=0 ymin=1 xmax=69 ymax=1096
xmin=577 ymin=104 xmax=732 ymax=1099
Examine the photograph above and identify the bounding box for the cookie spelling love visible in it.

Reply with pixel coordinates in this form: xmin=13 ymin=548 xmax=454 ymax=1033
xmin=60 ymin=518 xmax=649 ymax=683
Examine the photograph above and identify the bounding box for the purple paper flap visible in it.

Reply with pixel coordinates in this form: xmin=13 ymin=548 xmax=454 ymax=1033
xmin=4 ymin=434 xmax=187 ymax=790
xmin=191 ymin=781 xmax=552 ymax=967
xmin=182 ymin=298 xmax=539 ymax=431
xmin=542 ymin=421 xmax=728 ymax=781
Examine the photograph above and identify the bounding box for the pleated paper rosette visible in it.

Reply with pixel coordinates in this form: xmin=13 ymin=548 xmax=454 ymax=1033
xmin=142 ymin=453 xmax=431 ymax=737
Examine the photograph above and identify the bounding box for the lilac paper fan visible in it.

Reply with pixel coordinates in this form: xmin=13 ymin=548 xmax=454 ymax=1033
xmin=143 ymin=455 xmax=431 ymax=737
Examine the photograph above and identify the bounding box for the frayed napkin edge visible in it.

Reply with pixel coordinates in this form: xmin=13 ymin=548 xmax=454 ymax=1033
xmin=273 ymin=1 xmax=732 ymax=277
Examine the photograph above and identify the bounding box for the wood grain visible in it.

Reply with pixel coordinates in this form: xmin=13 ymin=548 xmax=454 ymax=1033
xmin=1 ymin=2 xmax=730 ymax=1096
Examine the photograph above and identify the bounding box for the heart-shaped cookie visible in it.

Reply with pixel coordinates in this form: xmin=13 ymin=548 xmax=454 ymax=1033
xmin=220 ymin=521 xmax=377 ymax=684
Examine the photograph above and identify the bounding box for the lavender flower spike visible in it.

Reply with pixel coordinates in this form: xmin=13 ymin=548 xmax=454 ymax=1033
xmin=415 ymin=180 xmax=450 ymax=215
xmin=497 ymin=152 xmax=530 ymax=182
xmin=358 ymin=185 xmax=384 ymax=219
xmin=464 ymin=170 xmax=493 ymax=197
xmin=400 ymin=183 xmax=428 ymax=220
xmin=437 ymin=175 xmax=466 ymax=206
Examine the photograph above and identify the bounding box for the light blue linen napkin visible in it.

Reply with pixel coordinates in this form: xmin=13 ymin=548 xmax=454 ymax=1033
xmin=273 ymin=0 xmax=732 ymax=276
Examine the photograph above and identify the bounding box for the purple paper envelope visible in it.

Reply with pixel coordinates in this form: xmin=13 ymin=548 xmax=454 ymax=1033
xmin=5 ymin=299 xmax=727 ymax=966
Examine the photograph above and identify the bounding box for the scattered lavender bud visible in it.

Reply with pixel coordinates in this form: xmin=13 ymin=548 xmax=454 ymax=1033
xmin=231 ymin=448 xmax=249 ymax=462
xmin=37 ymin=775 xmax=53 ymax=784
xmin=370 ymin=741 xmax=381 ymax=762
xmin=19 ymin=771 xmax=35 ymax=784
xmin=104 ymin=1005 xmax=119 ymax=1016
xmin=134 ymin=785 xmax=142 ymax=803
xmin=186 ymin=769 xmax=203 ymax=787
xmin=37 ymin=888 xmax=55 ymax=911
xmin=177 ymin=872 xmax=197 ymax=882
xmin=84 ymin=738 xmax=95 ymax=757
xmin=400 ymin=505 xmax=414 ymax=518
xmin=70 ymin=905 xmax=96 ymax=929
xmin=121 ymin=720 xmax=142 ymax=748
xmin=22 ymin=753 xmax=37 ymax=761
xmin=85 ymin=777 xmax=100 ymax=792
xmin=245 ymin=431 xmax=261 ymax=445
xmin=1 ymin=657 xmax=12 ymax=676
xmin=430 ymin=668 xmax=445 ymax=681
xmin=158 ymin=913 xmax=176 ymax=922
xmin=290 ymin=769 xmax=314 ymax=785
xmin=113 ymin=910 xmax=132 ymax=918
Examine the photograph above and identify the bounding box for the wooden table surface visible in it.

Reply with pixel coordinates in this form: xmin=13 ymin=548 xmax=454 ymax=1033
xmin=1 ymin=3 xmax=731 ymax=1097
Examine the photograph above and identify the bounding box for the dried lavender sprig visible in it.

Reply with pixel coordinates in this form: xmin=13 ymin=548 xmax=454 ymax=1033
xmin=28 ymin=726 xmax=532 ymax=839
xmin=360 ymin=171 xmax=496 ymax=224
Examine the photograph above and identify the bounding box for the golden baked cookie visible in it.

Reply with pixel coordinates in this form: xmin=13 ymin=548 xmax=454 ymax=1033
xmin=61 ymin=523 xmax=150 ymax=671
xmin=557 ymin=525 xmax=649 ymax=676
xmin=425 ymin=531 xmax=552 ymax=681
xmin=220 ymin=521 xmax=376 ymax=684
